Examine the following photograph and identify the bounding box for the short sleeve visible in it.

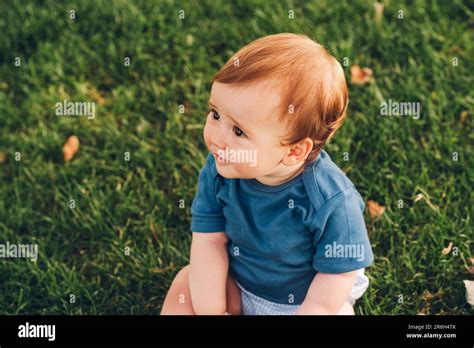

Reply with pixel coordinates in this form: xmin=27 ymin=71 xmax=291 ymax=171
xmin=311 ymin=187 xmax=374 ymax=273
xmin=190 ymin=154 xmax=226 ymax=232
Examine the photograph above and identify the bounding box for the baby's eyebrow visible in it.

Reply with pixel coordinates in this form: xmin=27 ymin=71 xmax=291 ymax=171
xmin=208 ymin=100 xmax=252 ymax=135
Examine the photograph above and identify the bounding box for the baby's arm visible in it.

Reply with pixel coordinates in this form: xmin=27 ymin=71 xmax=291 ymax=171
xmin=189 ymin=231 xmax=229 ymax=314
xmin=295 ymin=271 xmax=357 ymax=315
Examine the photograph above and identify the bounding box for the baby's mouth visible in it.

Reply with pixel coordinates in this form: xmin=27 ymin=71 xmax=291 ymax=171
xmin=213 ymin=151 xmax=228 ymax=164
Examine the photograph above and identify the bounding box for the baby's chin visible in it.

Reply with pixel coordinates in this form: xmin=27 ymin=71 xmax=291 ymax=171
xmin=215 ymin=162 xmax=259 ymax=179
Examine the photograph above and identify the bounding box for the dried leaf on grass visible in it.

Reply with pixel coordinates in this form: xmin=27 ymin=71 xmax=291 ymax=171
xmin=441 ymin=242 xmax=453 ymax=255
xmin=63 ymin=135 xmax=80 ymax=162
xmin=373 ymin=2 xmax=384 ymax=23
xmin=367 ymin=200 xmax=385 ymax=219
xmin=351 ymin=65 xmax=373 ymax=85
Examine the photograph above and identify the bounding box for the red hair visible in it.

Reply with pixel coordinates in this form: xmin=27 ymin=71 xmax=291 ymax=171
xmin=212 ymin=33 xmax=348 ymax=162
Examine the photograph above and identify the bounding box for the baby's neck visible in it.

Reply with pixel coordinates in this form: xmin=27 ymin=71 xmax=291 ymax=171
xmin=254 ymin=162 xmax=306 ymax=186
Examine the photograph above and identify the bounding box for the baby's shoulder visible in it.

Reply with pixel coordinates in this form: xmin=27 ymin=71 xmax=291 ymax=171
xmin=303 ymin=150 xmax=359 ymax=210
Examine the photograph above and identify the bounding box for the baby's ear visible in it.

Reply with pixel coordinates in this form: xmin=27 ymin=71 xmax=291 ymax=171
xmin=285 ymin=138 xmax=313 ymax=164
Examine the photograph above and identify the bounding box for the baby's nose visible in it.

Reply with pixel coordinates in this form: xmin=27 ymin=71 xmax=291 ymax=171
xmin=210 ymin=127 xmax=227 ymax=150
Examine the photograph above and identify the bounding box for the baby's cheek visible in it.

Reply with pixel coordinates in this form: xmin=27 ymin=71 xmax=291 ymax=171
xmin=232 ymin=162 xmax=257 ymax=178
xmin=203 ymin=125 xmax=211 ymax=147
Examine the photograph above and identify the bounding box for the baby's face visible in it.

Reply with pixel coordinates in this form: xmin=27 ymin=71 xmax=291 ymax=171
xmin=203 ymin=80 xmax=291 ymax=180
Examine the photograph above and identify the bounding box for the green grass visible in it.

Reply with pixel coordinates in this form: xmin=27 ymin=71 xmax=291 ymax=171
xmin=0 ymin=0 xmax=472 ymax=315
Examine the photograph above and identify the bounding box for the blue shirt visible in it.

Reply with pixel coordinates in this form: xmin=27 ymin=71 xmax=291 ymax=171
xmin=191 ymin=150 xmax=374 ymax=305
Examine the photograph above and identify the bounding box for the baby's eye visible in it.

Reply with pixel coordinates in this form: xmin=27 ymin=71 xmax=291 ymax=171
xmin=211 ymin=109 xmax=220 ymax=121
xmin=233 ymin=126 xmax=246 ymax=138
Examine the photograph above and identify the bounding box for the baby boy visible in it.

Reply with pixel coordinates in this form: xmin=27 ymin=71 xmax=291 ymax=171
xmin=161 ymin=33 xmax=374 ymax=315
